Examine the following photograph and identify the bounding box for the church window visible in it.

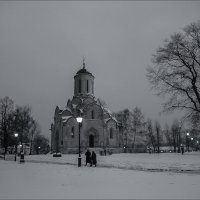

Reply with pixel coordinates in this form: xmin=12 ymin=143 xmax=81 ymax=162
xmin=110 ymin=128 xmax=113 ymax=139
xmin=79 ymin=79 xmax=81 ymax=93
xmin=87 ymin=80 xmax=89 ymax=93
xmin=91 ymin=110 xmax=94 ymax=119
xmin=61 ymin=140 xmax=63 ymax=145
xmin=71 ymin=126 xmax=74 ymax=138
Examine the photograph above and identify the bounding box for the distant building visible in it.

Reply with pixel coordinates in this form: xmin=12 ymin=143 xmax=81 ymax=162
xmin=51 ymin=61 xmax=123 ymax=154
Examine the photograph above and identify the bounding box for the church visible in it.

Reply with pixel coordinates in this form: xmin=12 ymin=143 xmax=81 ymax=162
xmin=51 ymin=61 xmax=123 ymax=154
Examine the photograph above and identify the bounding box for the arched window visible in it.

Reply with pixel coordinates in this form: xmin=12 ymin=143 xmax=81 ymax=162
xmin=79 ymin=79 xmax=81 ymax=93
xmin=110 ymin=128 xmax=113 ymax=139
xmin=71 ymin=126 xmax=74 ymax=138
xmin=91 ymin=110 xmax=94 ymax=119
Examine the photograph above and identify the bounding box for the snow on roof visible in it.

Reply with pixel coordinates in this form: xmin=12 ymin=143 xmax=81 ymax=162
xmin=111 ymin=116 xmax=118 ymax=123
xmin=104 ymin=117 xmax=118 ymax=124
xmin=61 ymin=116 xmax=73 ymax=122
xmin=103 ymin=107 xmax=112 ymax=114
xmin=62 ymin=107 xmax=72 ymax=113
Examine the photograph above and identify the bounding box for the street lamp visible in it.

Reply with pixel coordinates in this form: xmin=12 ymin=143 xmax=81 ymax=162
xmin=76 ymin=116 xmax=83 ymax=167
xmin=38 ymin=146 xmax=40 ymax=155
xmin=14 ymin=133 xmax=18 ymax=161
xmin=191 ymin=137 xmax=194 ymax=151
xmin=195 ymin=141 xmax=199 ymax=151
xmin=186 ymin=132 xmax=190 ymax=152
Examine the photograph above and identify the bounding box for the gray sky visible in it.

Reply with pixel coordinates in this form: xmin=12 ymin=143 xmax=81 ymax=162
xmin=0 ymin=1 xmax=200 ymax=138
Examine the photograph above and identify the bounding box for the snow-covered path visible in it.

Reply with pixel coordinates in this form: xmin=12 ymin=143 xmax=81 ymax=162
xmin=0 ymin=160 xmax=200 ymax=199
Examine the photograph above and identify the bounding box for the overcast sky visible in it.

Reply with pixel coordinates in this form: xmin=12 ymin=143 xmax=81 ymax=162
xmin=0 ymin=1 xmax=200 ymax=138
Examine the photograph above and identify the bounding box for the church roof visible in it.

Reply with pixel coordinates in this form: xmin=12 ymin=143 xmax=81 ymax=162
xmin=76 ymin=68 xmax=92 ymax=75
xmin=62 ymin=116 xmax=73 ymax=123
xmin=76 ymin=59 xmax=93 ymax=76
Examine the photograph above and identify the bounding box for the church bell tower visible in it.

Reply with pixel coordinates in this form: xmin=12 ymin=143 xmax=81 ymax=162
xmin=74 ymin=60 xmax=94 ymax=97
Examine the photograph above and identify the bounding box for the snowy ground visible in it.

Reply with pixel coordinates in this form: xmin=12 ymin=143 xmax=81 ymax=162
xmin=1 ymin=152 xmax=200 ymax=199
xmin=10 ymin=151 xmax=200 ymax=173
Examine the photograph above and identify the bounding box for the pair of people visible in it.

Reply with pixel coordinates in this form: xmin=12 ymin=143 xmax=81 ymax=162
xmin=85 ymin=149 xmax=97 ymax=167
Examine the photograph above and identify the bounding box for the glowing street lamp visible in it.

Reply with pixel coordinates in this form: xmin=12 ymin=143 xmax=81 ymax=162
xmin=14 ymin=133 xmax=18 ymax=137
xmin=37 ymin=146 xmax=41 ymax=155
xmin=76 ymin=116 xmax=83 ymax=167
xmin=14 ymin=133 xmax=18 ymax=161
xmin=186 ymin=132 xmax=190 ymax=152
xmin=191 ymin=137 xmax=194 ymax=151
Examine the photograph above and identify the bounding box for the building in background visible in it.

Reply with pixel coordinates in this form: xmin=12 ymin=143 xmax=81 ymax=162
xmin=51 ymin=61 xmax=123 ymax=154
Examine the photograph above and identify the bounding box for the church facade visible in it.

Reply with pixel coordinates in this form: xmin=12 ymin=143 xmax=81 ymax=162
xmin=51 ymin=62 xmax=123 ymax=154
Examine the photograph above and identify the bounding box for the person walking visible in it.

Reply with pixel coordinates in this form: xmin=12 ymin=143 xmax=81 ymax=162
xmin=181 ymin=145 xmax=184 ymax=155
xmin=85 ymin=149 xmax=91 ymax=166
xmin=91 ymin=151 xmax=97 ymax=167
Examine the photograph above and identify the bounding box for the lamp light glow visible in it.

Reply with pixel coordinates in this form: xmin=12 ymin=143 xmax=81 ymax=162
xmin=76 ymin=117 xmax=83 ymax=123
xmin=14 ymin=133 xmax=18 ymax=137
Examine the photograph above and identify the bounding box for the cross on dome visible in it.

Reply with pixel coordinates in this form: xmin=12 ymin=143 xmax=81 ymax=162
xmin=83 ymin=57 xmax=85 ymax=69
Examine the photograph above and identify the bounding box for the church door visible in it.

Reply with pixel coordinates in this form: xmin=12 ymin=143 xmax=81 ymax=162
xmin=89 ymin=135 xmax=94 ymax=147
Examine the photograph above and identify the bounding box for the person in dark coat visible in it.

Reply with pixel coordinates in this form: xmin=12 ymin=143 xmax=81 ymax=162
xmin=104 ymin=148 xmax=106 ymax=156
xmin=181 ymin=145 xmax=184 ymax=155
xmin=91 ymin=151 xmax=97 ymax=167
xmin=85 ymin=149 xmax=91 ymax=166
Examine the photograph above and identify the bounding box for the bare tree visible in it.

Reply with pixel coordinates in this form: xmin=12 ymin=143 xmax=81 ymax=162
xmin=147 ymin=21 xmax=200 ymax=119
xmin=0 ymin=96 xmax=14 ymax=158
xmin=164 ymin=124 xmax=173 ymax=148
xmin=13 ymin=105 xmax=33 ymax=152
xmin=155 ymin=121 xmax=161 ymax=153
xmin=131 ymin=107 xmax=145 ymax=151
xmin=171 ymin=119 xmax=181 ymax=153
xmin=29 ymin=120 xmax=40 ymax=155
xmin=115 ymin=109 xmax=131 ymax=151
xmin=33 ymin=134 xmax=49 ymax=154
xmin=146 ymin=119 xmax=156 ymax=152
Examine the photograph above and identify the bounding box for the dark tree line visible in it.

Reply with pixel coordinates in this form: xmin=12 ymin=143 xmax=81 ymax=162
xmin=0 ymin=96 xmax=49 ymax=157
xmin=115 ymin=107 xmax=163 ymax=153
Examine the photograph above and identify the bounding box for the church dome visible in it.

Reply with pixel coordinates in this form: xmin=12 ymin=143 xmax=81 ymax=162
xmin=74 ymin=59 xmax=95 ymax=96
xmin=76 ymin=60 xmax=93 ymax=76
xmin=76 ymin=68 xmax=92 ymax=75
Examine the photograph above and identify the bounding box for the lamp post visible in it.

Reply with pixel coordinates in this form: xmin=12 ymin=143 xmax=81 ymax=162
xmin=76 ymin=116 xmax=83 ymax=167
xmin=197 ymin=141 xmax=199 ymax=151
xmin=186 ymin=132 xmax=190 ymax=152
xmin=38 ymin=146 xmax=40 ymax=155
xmin=14 ymin=133 xmax=18 ymax=161
xmin=191 ymin=137 xmax=194 ymax=151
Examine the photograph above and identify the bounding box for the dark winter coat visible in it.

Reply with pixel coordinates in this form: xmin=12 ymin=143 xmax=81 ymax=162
xmin=85 ymin=150 xmax=91 ymax=163
xmin=91 ymin=152 xmax=97 ymax=164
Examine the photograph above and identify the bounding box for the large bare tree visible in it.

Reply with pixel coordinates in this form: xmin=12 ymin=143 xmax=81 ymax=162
xmin=147 ymin=21 xmax=200 ymax=119
xmin=0 ymin=96 xmax=14 ymax=158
